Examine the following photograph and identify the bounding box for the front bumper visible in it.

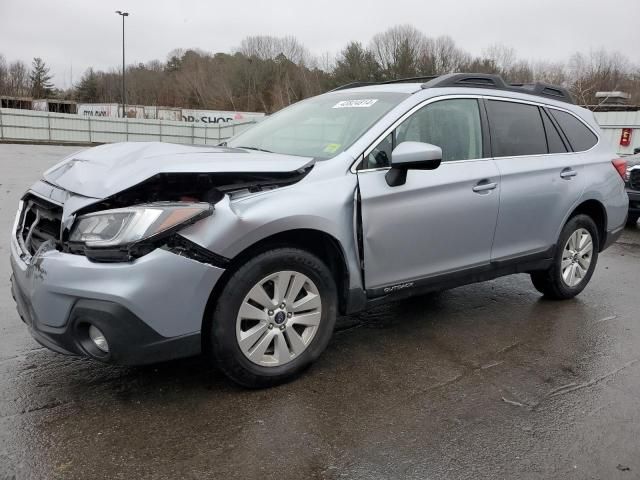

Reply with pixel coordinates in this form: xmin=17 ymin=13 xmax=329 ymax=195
xmin=10 ymin=234 xmax=225 ymax=365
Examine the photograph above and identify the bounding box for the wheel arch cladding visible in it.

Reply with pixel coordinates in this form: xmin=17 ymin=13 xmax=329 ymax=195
xmin=201 ymin=228 xmax=350 ymax=343
xmin=569 ymin=199 xmax=607 ymax=250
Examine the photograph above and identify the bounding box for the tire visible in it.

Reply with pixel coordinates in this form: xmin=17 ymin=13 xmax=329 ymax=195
xmin=626 ymin=213 xmax=639 ymax=228
xmin=530 ymin=214 xmax=599 ymax=300
xmin=209 ymin=248 xmax=337 ymax=388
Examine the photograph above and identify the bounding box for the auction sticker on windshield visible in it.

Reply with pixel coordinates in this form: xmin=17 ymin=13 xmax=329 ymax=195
xmin=323 ymin=143 xmax=341 ymax=154
xmin=333 ymin=99 xmax=379 ymax=108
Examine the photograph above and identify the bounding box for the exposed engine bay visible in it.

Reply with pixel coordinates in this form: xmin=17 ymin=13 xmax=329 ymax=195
xmin=74 ymin=168 xmax=313 ymax=216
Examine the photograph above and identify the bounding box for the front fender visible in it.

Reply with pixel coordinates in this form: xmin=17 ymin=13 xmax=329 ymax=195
xmin=178 ymin=173 xmax=363 ymax=290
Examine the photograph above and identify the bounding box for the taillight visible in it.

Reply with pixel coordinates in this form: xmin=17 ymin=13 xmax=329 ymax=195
xmin=612 ymin=158 xmax=627 ymax=180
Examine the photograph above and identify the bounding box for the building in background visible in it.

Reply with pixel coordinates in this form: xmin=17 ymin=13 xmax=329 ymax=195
xmin=594 ymin=91 xmax=631 ymax=106
xmin=178 ymin=109 xmax=265 ymax=124
xmin=76 ymin=103 xmax=137 ymax=118
xmin=32 ymin=99 xmax=77 ymax=114
xmin=593 ymin=110 xmax=640 ymax=155
xmin=76 ymin=103 xmax=265 ymax=124
xmin=0 ymin=96 xmax=33 ymax=109
xmin=590 ymin=91 xmax=640 ymax=156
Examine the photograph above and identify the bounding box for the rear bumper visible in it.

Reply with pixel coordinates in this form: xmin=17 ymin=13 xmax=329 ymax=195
xmin=10 ymin=234 xmax=225 ymax=365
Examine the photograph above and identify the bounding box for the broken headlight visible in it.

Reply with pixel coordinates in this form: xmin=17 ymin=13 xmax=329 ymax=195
xmin=69 ymin=202 xmax=212 ymax=261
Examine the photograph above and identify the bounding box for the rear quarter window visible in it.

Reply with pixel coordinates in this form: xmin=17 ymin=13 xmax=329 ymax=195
xmin=549 ymin=109 xmax=598 ymax=152
xmin=541 ymin=109 xmax=568 ymax=153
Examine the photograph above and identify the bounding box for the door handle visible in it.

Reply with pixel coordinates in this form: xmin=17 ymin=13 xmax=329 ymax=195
xmin=472 ymin=181 xmax=497 ymax=193
xmin=560 ymin=168 xmax=577 ymax=179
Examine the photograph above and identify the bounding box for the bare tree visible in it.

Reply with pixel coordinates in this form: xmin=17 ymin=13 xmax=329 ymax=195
xmin=7 ymin=60 xmax=29 ymax=97
xmin=432 ymin=36 xmax=469 ymax=74
xmin=531 ymin=61 xmax=567 ymax=85
xmin=0 ymin=54 xmax=7 ymax=95
xmin=568 ymin=49 xmax=630 ymax=104
xmin=239 ymin=35 xmax=311 ymax=65
xmin=369 ymin=25 xmax=426 ymax=79
xmin=483 ymin=44 xmax=517 ymax=72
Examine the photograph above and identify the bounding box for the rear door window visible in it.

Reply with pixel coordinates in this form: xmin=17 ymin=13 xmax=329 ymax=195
xmin=549 ymin=109 xmax=598 ymax=152
xmin=486 ymin=100 xmax=548 ymax=157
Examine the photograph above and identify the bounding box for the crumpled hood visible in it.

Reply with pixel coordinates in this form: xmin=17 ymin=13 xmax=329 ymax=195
xmin=43 ymin=142 xmax=314 ymax=199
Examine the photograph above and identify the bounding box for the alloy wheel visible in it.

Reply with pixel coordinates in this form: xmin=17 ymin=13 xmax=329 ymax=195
xmin=561 ymin=228 xmax=593 ymax=287
xmin=235 ymin=270 xmax=322 ymax=367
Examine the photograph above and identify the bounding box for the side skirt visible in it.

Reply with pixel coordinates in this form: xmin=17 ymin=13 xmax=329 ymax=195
xmin=362 ymin=246 xmax=555 ymax=308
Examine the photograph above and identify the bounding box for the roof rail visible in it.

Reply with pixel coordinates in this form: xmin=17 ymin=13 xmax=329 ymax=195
xmin=510 ymin=82 xmax=573 ymax=102
xmin=330 ymin=76 xmax=437 ymax=92
xmin=330 ymin=73 xmax=574 ymax=104
xmin=380 ymin=76 xmax=438 ymax=84
xmin=329 ymin=82 xmax=377 ymax=92
xmin=421 ymin=73 xmax=574 ymax=104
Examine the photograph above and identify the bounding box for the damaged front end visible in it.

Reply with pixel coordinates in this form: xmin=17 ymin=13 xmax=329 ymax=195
xmin=63 ymin=168 xmax=312 ymax=263
xmin=19 ymin=143 xmax=315 ymax=265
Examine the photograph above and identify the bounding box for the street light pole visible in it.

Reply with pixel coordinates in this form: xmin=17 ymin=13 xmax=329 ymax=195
xmin=115 ymin=10 xmax=129 ymax=118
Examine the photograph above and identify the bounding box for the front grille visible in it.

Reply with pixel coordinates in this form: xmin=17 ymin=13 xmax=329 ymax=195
xmin=17 ymin=195 xmax=63 ymax=255
xmin=630 ymin=169 xmax=640 ymax=191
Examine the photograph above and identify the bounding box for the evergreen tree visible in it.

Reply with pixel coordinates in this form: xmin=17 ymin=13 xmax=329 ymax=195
xmin=333 ymin=42 xmax=380 ymax=85
xmin=75 ymin=68 xmax=99 ymax=102
xmin=166 ymin=54 xmax=183 ymax=72
xmin=29 ymin=57 xmax=54 ymax=98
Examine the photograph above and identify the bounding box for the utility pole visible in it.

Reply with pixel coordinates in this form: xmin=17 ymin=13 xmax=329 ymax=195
xmin=115 ymin=10 xmax=129 ymax=118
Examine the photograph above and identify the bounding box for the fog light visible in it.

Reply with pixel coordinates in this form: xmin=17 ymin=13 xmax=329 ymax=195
xmin=88 ymin=325 xmax=109 ymax=353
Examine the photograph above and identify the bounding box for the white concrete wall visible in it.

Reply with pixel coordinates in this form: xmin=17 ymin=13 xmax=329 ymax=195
xmin=593 ymin=111 xmax=640 ymax=156
xmin=0 ymin=108 xmax=257 ymax=145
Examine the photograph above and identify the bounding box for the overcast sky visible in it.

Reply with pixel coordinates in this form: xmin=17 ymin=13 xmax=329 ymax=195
xmin=2 ymin=0 xmax=639 ymax=89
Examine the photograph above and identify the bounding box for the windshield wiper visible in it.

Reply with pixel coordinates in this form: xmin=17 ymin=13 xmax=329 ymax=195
xmin=235 ymin=146 xmax=273 ymax=153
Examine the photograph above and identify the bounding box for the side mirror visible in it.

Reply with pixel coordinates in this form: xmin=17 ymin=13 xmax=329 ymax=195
xmin=385 ymin=142 xmax=442 ymax=187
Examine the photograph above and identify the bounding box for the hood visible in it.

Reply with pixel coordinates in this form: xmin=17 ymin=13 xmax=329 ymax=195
xmin=43 ymin=142 xmax=314 ymax=199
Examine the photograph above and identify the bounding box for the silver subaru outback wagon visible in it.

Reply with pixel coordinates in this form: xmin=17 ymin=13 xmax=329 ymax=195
xmin=10 ymin=73 xmax=629 ymax=387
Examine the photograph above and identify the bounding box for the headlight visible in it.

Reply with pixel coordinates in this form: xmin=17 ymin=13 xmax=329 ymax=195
xmin=70 ymin=202 xmax=212 ymax=248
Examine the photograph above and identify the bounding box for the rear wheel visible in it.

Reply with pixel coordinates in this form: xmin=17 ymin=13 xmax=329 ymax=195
xmin=626 ymin=213 xmax=639 ymax=228
xmin=530 ymin=214 xmax=599 ymax=300
xmin=209 ymin=248 xmax=337 ymax=388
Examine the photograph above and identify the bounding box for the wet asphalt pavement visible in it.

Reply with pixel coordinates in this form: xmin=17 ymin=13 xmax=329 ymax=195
xmin=1 ymin=144 xmax=639 ymax=480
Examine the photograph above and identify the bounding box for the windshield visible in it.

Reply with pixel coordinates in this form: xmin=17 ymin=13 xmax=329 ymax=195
xmin=227 ymin=92 xmax=409 ymax=159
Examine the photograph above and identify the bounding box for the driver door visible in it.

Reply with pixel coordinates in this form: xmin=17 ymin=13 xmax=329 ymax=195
xmin=357 ymin=98 xmax=500 ymax=293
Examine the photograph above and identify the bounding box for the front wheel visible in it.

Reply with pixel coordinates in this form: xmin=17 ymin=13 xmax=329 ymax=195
xmin=209 ymin=248 xmax=337 ymax=388
xmin=626 ymin=213 xmax=639 ymax=228
xmin=530 ymin=214 xmax=599 ymax=300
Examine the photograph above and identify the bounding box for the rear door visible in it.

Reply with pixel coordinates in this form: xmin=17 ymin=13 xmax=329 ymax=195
xmin=357 ymin=97 xmax=501 ymax=293
xmin=486 ymin=99 xmax=586 ymax=261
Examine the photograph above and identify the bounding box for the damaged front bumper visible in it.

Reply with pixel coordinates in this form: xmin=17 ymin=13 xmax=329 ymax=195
xmin=10 ymin=231 xmax=225 ymax=365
